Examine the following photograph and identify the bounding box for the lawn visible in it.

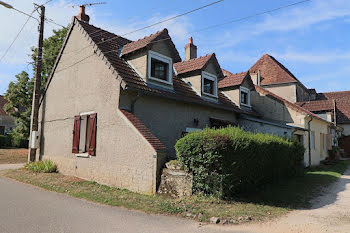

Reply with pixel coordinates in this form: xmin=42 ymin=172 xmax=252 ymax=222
xmin=0 ymin=149 xmax=28 ymax=164
xmin=1 ymin=159 xmax=349 ymax=224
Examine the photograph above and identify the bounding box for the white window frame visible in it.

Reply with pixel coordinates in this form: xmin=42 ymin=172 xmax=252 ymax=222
xmin=201 ymin=71 xmax=218 ymax=98
xmin=147 ymin=51 xmax=173 ymax=85
xmin=240 ymin=87 xmax=251 ymax=107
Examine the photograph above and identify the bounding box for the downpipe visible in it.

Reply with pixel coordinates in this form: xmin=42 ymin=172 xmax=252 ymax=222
xmin=307 ymin=116 xmax=313 ymax=168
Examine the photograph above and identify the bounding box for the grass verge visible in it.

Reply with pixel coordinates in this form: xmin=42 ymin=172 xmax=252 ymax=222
xmin=0 ymin=148 xmax=28 ymax=164
xmin=1 ymin=160 xmax=349 ymax=223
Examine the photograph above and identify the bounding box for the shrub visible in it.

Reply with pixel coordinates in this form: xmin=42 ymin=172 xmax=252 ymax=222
xmin=25 ymin=160 xmax=57 ymax=173
xmin=11 ymin=134 xmax=29 ymax=148
xmin=0 ymin=135 xmax=12 ymax=148
xmin=175 ymin=127 xmax=304 ymax=198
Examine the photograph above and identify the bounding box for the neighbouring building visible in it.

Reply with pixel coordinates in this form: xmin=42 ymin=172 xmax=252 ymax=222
xmin=36 ymin=9 xmax=249 ymax=194
xmin=297 ymin=91 xmax=350 ymax=155
xmin=0 ymin=95 xmax=15 ymax=135
xmin=218 ymin=70 xmax=333 ymax=166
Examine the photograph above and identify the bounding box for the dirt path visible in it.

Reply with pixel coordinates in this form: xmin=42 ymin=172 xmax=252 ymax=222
xmin=225 ymin=167 xmax=350 ymax=233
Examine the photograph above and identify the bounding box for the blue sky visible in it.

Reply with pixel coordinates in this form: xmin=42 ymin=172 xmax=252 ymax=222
xmin=0 ymin=0 xmax=350 ymax=95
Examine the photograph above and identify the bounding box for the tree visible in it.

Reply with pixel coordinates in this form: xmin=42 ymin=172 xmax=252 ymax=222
xmin=4 ymin=26 xmax=68 ymax=145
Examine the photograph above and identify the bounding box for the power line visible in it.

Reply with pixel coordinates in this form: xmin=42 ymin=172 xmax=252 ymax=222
xmin=51 ymin=0 xmax=312 ymax=74
xmin=0 ymin=10 xmax=36 ymax=62
xmin=193 ymin=0 xmax=312 ymax=33
xmin=66 ymin=0 xmax=225 ymax=55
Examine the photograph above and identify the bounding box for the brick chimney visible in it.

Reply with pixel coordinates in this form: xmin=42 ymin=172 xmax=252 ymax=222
xmin=184 ymin=37 xmax=197 ymax=61
xmin=77 ymin=5 xmax=90 ymax=23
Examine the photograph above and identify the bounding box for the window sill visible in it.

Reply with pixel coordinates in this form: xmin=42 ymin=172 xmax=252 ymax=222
xmin=240 ymin=103 xmax=251 ymax=108
xmin=202 ymin=92 xmax=218 ymax=98
xmin=148 ymin=76 xmax=173 ymax=85
xmin=75 ymin=153 xmax=90 ymax=158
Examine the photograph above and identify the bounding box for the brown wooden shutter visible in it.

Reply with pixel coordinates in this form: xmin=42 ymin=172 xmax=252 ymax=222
xmin=72 ymin=115 xmax=81 ymax=153
xmin=88 ymin=113 xmax=97 ymax=156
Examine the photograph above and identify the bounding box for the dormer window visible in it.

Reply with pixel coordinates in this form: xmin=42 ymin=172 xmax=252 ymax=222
xmin=148 ymin=51 xmax=173 ymax=85
xmin=240 ymin=87 xmax=250 ymax=107
xmin=201 ymin=71 xmax=218 ymax=98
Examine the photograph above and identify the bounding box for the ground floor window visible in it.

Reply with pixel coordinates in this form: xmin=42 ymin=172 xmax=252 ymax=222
xmin=294 ymin=134 xmax=304 ymax=145
xmin=0 ymin=126 xmax=4 ymax=135
xmin=72 ymin=113 xmax=97 ymax=156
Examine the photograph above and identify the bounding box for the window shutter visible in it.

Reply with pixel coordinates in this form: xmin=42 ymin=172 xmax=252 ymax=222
xmin=88 ymin=113 xmax=97 ymax=156
xmin=72 ymin=115 xmax=81 ymax=153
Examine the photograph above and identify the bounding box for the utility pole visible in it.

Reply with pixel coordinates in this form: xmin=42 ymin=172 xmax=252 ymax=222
xmin=28 ymin=5 xmax=45 ymax=162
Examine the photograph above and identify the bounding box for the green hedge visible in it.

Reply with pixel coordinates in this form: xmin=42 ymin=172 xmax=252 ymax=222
xmin=0 ymin=135 xmax=12 ymax=148
xmin=175 ymin=127 xmax=304 ymax=198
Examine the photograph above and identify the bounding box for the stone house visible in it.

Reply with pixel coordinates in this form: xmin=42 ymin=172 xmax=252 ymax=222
xmin=297 ymin=91 xmax=350 ymax=155
xmin=218 ymin=69 xmax=333 ymax=166
xmin=0 ymin=96 xmax=15 ymax=135
xmin=36 ymin=13 xmax=249 ymax=194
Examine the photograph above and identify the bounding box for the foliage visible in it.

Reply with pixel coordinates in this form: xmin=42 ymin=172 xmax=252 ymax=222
xmin=0 ymin=135 xmax=12 ymax=148
xmin=25 ymin=160 xmax=57 ymax=173
xmin=31 ymin=27 xmax=69 ymax=91
xmin=175 ymin=127 xmax=305 ymax=198
xmin=3 ymin=27 xmax=68 ymax=144
xmin=4 ymin=71 xmax=33 ymax=142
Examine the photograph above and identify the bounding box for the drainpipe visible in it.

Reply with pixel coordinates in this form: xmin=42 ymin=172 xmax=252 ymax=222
xmin=307 ymin=116 xmax=313 ymax=168
xmin=257 ymin=69 xmax=261 ymax=86
xmin=130 ymin=91 xmax=142 ymax=113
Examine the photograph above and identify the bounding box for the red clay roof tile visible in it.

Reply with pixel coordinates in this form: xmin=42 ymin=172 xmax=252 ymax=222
xmin=0 ymin=96 xmax=8 ymax=116
xmin=249 ymin=54 xmax=300 ymax=86
xmin=174 ymin=54 xmax=214 ymax=75
xmin=218 ymin=71 xmax=249 ymax=88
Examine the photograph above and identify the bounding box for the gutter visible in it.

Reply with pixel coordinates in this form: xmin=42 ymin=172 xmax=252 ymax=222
xmin=307 ymin=116 xmax=313 ymax=168
xmin=130 ymin=91 xmax=142 ymax=113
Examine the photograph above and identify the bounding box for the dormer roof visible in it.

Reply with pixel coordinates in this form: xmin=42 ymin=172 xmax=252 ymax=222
xmin=218 ymin=71 xmax=251 ymax=89
xmin=174 ymin=53 xmax=223 ymax=77
xmin=121 ymin=28 xmax=181 ymax=62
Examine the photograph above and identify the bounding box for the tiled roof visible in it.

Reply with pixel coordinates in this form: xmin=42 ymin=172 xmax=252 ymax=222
xmin=174 ymin=54 xmax=214 ymax=75
xmin=255 ymin=85 xmax=331 ymax=124
xmin=0 ymin=96 xmax=8 ymax=116
xmin=317 ymin=91 xmax=350 ymax=124
xmin=121 ymin=29 xmax=181 ymax=62
xmin=296 ymin=100 xmax=334 ymax=112
xmin=77 ymin=20 xmax=242 ymax=114
xmin=119 ymin=109 xmax=166 ymax=151
xmin=218 ymin=71 xmax=249 ymax=88
xmin=249 ymin=54 xmax=302 ymax=86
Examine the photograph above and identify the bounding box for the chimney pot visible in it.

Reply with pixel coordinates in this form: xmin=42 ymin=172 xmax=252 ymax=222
xmin=77 ymin=5 xmax=90 ymax=23
xmin=185 ymin=37 xmax=197 ymax=61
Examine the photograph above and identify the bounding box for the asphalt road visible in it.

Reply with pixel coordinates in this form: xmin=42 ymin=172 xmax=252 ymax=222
xmin=0 ymin=168 xmax=249 ymax=233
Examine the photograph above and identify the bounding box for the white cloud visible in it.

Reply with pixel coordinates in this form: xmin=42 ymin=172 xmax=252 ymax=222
xmin=253 ymin=0 xmax=350 ymax=34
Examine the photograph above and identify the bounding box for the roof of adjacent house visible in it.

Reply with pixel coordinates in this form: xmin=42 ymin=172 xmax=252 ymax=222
xmin=120 ymin=109 xmax=166 ymax=151
xmin=295 ymin=91 xmax=350 ymax=124
xmin=255 ymin=85 xmax=331 ymax=124
xmin=249 ymin=54 xmax=304 ymax=86
xmin=173 ymin=53 xmax=221 ymax=76
xmin=218 ymin=71 xmax=249 ymax=88
xmin=74 ymin=19 xmax=242 ymax=114
xmin=0 ymin=96 xmax=8 ymax=116
xmin=296 ymin=100 xmax=334 ymax=112
xmin=121 ymin=29 xmax=181 ymax=62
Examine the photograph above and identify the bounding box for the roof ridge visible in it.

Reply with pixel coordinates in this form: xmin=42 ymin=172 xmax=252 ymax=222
xmin=129 ymin=28 xmax=167 ymax=44
xmin=175 ymin=53 xmax=213 ymax=64
xmin=321 ymin=90 xmax=350 ymax=94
